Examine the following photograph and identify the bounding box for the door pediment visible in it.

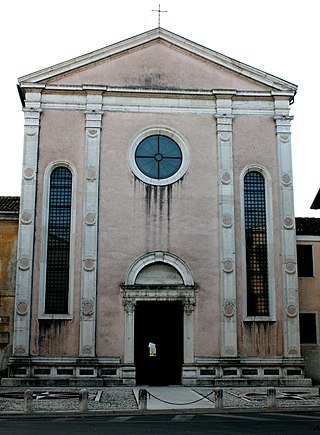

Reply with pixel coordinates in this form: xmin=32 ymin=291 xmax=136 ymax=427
xmin=121 ymin=251 xmax=198 ymax=309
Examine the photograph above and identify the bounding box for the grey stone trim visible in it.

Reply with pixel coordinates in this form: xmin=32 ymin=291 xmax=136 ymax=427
xmin=122 ymin=252 xmax=198 ymax=365
xmin=128 ymin=126 xmax=190 ymax=186
xmin=216 ymin=99 xmax=238 ymax=358
xmin=125 ymin=251 xmax=195 ymax=286
xmin=80 ymin=95 xmax=103 ymax=357
xmin=13 ymin=108 xmax=41 ymax=357
xmin=274 ymin=107 xmax=301 ymax=357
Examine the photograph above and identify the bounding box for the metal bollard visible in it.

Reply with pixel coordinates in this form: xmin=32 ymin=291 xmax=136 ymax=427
xmin=79 ymin=388 xmax=89 ymax=412
xmin=24 ymin=389 xmax=33 ymax=413
xmin=267 ymin=387 xmax=276 ymax=407
xmin=214 ymin=387 xmax=223 ymax=408
xmin=138 ymin=389 xmax=148 ymax=410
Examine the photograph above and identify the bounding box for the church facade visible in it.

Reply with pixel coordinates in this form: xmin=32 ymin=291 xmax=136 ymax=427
xmin=5 ymin=28 xmax=309 ymax=386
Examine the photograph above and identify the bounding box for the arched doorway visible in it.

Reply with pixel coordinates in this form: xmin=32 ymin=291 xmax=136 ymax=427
xmin=121 ymin=251 xmax=198 ymax=386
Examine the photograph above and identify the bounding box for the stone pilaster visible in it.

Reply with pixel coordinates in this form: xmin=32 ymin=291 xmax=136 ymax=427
xmin=216 ymin=98 xmax=238 ymax=357
xmin=79 ymin=93 xmax=103 ymax=357
xmin=13 ymin=103 xmax=41 ymax=357
xmin=183 ymin=298 xmax=196 ymax=363
xmin=123 ymin=300 xmax=135 ymax=364
xmin=274 ymin=102 xmax=300 ymax=358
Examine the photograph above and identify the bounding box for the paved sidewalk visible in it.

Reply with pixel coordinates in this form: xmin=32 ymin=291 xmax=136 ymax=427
xmin=133 ymin=387 xmax=214 ymax=410
xmin=0 ymin=386 xmax=319 ymax=415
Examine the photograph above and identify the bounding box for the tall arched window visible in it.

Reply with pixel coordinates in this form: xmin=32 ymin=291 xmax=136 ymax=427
xmin=244 ymin=171 xmax=269 ymax=316
xmin=45 ymin=167 xmax=72 ymax=314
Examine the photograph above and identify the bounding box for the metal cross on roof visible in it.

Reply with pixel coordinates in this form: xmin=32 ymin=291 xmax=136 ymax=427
xmin=152 ymin=4 xmax=167 ymax=28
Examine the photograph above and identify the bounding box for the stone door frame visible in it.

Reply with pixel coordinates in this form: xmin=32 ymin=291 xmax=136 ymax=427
xmin=121 ymin=251 xmax=198 ymax=366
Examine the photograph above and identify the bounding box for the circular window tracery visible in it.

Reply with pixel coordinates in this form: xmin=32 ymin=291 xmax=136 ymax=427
xmin=135 ymin=135 xmax=182 ymax=180
xmin=129 ymin=128 xmax=190 ymax=186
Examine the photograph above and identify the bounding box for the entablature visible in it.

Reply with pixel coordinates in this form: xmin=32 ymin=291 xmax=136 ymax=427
xmin=18 ymin=83 xmax=294 ymax=116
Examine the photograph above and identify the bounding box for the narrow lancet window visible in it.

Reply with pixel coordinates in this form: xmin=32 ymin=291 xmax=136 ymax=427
xmin=45 ymin=167 xmax=72 ymax=314
xmin=244 ymin=171 xmax=269 ymax=316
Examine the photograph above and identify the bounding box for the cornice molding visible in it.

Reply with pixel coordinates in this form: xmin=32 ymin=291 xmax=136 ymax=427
xmin=20 ymin=82 xmax=296 ymax=100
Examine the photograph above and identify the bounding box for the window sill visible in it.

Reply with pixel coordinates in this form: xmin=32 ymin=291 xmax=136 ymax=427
xmin=243 ymin=316 xmax=276 ymax=322
xmin=298 ymin=276 xmax=315 ymax=279
xmin=38 ymin=314 xmax=73 ymax=320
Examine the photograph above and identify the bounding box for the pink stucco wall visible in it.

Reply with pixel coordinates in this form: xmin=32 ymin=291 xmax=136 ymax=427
xmin=50 ymin=42 xmax=268 ymax=92
xmin=96 ymin=111 xmax=220 ymax=357
xmin=30 ymin=39 xmax=287 ymax=362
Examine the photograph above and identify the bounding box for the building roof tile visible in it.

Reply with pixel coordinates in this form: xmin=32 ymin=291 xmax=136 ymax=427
xmin=0 ymin=196 xmax=20 ymax=213
xmin=296 ymin=217 xmax=320 ymax=236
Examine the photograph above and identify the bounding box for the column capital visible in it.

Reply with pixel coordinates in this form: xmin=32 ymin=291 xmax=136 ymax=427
xmin=123 ymin=299 xmax=136 ymax=314
xmin=274 ymin=115 xmax=293 ymax=135
xmin=215 ymin=114 xmax=234 ymax=128
xmin=182 ymin=298 xmax=196 ymax=315
xmin=23 ymin=107 xmax=42 ymax=115
xmin=215 ymin=113 xmax=234 ymax=120
xmin=274 ymin=115 xmax=294 ymax=123
xmin=23 ymin=109 xmax=41 ymax=127
xmin=84 ymin=111 xmax=103 ymax=129
xmin=24 ymin=91 xmax=42 ymax=110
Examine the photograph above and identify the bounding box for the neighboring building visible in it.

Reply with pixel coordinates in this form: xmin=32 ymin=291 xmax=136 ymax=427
xmin=0 ymin=197 xmax=19 ymax=377
xmin=296 ymin=217 xmax=320 ymax=383
xmin=3 ymin=28 xmax=310 ymax=386
xmin=311 ymin=189 xmax=320 ymax=210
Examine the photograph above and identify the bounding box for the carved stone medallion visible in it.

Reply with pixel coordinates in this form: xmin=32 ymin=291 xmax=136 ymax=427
xmin=19 ymin=257 xmax=30 ymax=270
xmin=83 ymin=258 xmax=95 ymax=271
xmin=285 ymin=261 xmax=296 ymax=274
xmin=84 ymin=212 xmax=96 ymax=226
xmin=16 ymin=301 xmax=28 ymax=316
xmin=223 ymin=259 xmax=234 ymax=273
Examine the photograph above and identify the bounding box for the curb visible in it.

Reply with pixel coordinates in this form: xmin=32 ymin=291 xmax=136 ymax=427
xmin=0 ymin=405 xmax=319 ymax=419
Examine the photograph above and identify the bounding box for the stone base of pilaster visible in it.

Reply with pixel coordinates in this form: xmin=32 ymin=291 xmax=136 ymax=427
xmin=181 ymin=357 xmax=311 ymax=387
xmin=2 ymin=357 xmax=135 ymax=387
xmin=2 ymin=356 xmax=311 ymax=387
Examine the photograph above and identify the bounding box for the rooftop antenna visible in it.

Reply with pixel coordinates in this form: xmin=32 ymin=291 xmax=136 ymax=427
xmin=152 ymin=4 xmax=167 ymax=28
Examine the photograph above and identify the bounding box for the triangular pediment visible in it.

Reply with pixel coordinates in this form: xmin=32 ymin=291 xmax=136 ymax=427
xmin=18 ymin=28 xmax=297 ymax=93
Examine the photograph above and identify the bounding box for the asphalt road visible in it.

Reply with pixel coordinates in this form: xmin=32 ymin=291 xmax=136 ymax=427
xmin=1 ymin=411 xmax=320 ymax=434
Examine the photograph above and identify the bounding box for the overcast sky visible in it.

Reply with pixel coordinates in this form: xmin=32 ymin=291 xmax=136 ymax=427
xmin=1 ymin=0 xmax=318 ymax=217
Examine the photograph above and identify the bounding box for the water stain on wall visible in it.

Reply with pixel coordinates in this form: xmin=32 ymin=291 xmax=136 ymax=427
xmin=38 ymin=320 xmax=73 ymax=356
xmin=242 ymin=321 xmax=282 ymax=356
xmin=144 ymin=183 xmax=173 ymax=251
